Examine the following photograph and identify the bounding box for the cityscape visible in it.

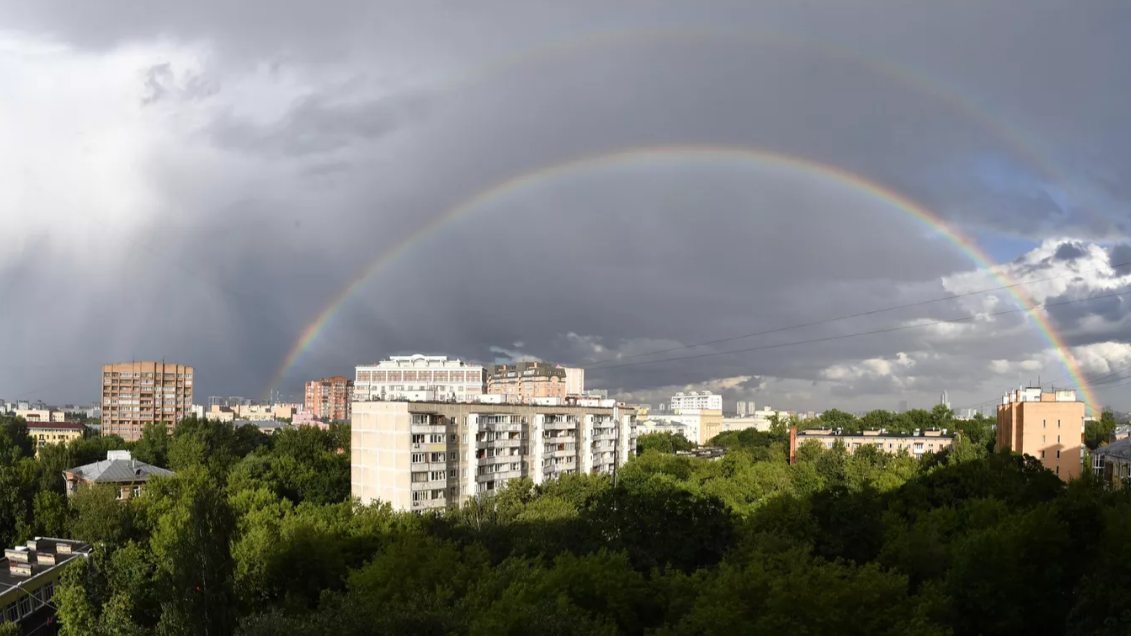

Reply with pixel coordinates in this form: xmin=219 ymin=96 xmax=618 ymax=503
xmin=3 ymin=1 xmax=1131 ymax=635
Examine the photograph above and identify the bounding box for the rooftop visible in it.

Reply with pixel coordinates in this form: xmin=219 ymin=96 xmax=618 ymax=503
xmin=798 ymin=428 xmax=956 ymax=439
xmin=25 ymin=421 xmax=84 ymax=431
xmin=1093 ymin=437 xmax=1131 ymax=461
xmin=0 ymin=538 xmax=91 ymax=600
xmin=64 ymin=451 xmax=173 ymax=484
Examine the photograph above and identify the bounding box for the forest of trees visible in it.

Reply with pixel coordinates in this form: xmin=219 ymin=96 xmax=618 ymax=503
xmin=1 ymin=408 xmax=1130 ymax=635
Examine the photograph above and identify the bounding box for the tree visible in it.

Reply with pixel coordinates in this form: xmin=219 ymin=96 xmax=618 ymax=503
xmin=816 ymin=409 xmax=859 ymax=433
xmin=636 ymin=432 xmax=694 ymax=454
xmin=131 ymin=422 xmax=170 ymax=467
xmin=70 ymin=484 xmax=134 ymax=546
xmin=1085 ymin=409 xmax=1119 ymax=450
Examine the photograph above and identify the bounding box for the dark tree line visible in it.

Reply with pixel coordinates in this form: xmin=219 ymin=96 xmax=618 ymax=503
xmin=3 ymin=410 xmax=1131 ymax=635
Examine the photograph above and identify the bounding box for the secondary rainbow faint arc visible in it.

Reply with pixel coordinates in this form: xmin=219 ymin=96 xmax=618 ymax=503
xmin=266 ymin=145 xmax=1097 ymax=408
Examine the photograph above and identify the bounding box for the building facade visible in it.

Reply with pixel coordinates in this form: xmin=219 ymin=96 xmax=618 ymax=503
xmin=643 ymin=409 xmax=723 ymax=445
xmin=27 ymin=422 xmax=84 ymax=454
xmin=354 ymin=355 xmax=485 ymax=403
xmin=1091 ymin=437 xmax=1131 ymax=488
xmin=996 ymin=387 xmax=1086 ymax=481
xmin=1 ymin=538 xmax=92 ymax=631
xmin=101 ymin=362 xmax=194 ymax=441
xmin=671 ymin=391 xmax=723 ymax=412
xmin=789 ymin=427 xmax=955 ymax=463
xmin=305 ymin=376 xmax=354 ymax=421
xmin=564 ymin=367 xmax=585 ymax=396
xmin=486 ymin=362 xmax=568 ymax=402
xmin=351 ymin=400 xmax=637 ymax=512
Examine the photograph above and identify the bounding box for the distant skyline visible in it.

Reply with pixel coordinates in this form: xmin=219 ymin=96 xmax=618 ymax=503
xmin=1 ymin=2 xmax=1129 ymax=412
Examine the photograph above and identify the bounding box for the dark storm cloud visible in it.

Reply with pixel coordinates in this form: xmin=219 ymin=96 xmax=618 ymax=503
xmin=1 ymin=0 xmax=1129 ymax=411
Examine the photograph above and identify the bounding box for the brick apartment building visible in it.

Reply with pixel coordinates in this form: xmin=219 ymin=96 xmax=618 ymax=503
xmin=101 ymin=361 xmax=194 ymax=442
xmin=305 ymin=376 xmax=353 ymax=422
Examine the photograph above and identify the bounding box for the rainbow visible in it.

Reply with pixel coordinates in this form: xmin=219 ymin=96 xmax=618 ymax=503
xmin=265 ymin=145 xmax=1097 ymax=408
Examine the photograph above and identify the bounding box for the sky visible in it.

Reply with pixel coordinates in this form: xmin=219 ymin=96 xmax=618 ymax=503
xmin=1 ymin=0 xmax=1130 ymax=415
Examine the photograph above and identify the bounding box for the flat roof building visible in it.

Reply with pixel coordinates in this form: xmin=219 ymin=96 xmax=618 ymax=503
xmin=305 ymin=376 xmax=353 ymax=422
xmin=486 ymin=362 xmax=568 ymax=402
xmin=997 ymin=386 xmax=1085 ymax=481
xmin=352 ymin=400 xmax=637 ymax=512
xmin=0 ymin=538 xmax=92 ymax=631
xmin=789 ymin=427 xmax=956 ymax=464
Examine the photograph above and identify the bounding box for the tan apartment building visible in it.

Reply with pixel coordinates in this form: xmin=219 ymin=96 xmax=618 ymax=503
xmin=101 ymin=362 xmax=194 ymax=441
xmin=305 ymin=376 xmax=353 ymax=421
xmin=996 ymin=386 xmax=1086 ymax=481
xmin=486 ymin=362 xmax=569 ymax=402
xmin=351 ymin=399 xmax=637 ymax=512
xmin=789 ymin=427 xmax=955 ymax=464
xmin=13 ymin=409 xmax=62 ymax=423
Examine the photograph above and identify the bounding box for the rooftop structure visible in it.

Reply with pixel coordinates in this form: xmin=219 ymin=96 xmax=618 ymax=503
xmin=670 ymin=392 xmax=723 ymax=413
xmin=997 ymin=386 xmax=1085 ymax=481
xmin=355 ymin=354 xmax=486 ymax=403
xmin=0 ymin=538 xmax=92 ymax=630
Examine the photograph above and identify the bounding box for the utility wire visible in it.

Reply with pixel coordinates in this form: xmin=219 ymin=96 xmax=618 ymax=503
xmin=584 ymin=260 xmax=1131 ymax=370
xmin=586 ymin=288 xmax=1131 ymax=372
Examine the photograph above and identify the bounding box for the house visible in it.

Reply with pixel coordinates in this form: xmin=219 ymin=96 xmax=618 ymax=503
xmin=61 ymin=450 xmax=174 ymax=500
xmin=1091 ymin=437 xmax=1131 ymax=488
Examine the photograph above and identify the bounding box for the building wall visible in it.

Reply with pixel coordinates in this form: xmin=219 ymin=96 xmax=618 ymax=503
xmin=486 ymin=362 xmax=568 ymax=402
xmin=351 ymin=400 xmax=637 ymax=512
xmin=564 ymin=367 xmax=585 ymax=396
xmin=671 ymin=392 xmax=723 ymax=413
xmin=790 ymin=428 xmax=954 ymax=461
xmin=305 ymin=376 xmax=353 ymax=421
xmin=996 ymin=388 xmax=1086 ymax=481
xmin=101 ymin=362 xmax=194 ymax=442
xmin=27 ymin=424 xmax=84 ymax=455
xmin=355 ymin=355 xmax=485 ymax=403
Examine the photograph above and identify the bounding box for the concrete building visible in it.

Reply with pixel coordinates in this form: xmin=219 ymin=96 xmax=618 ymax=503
xmin=354 ymin=354 xmax=485 ymax=403
xmin=736 ymin=401 xmax=756 ymax=417
xmin=486 ymin=362 xmax=567 ymax=402
xmin=351 ymin=399 xmax=637 ymax=512
xmin=62 ymin=450 xmax=174 ymax=500
xmin=789 ymin=427 xmax=955 ymax=463
xmin=671 ymin=391 xmax=723 ymax=412
xmin=205 ymin=406 xmax=236 ymax=423
xmin=1 ymin=538 xmax=92 ymax=631
xmin=645 ymin=410 xmax=722 ymax=445
xmin=27 ymin=422 xmax=84 ymax=454
xmin=564 ymin=367 xmax=585 ymax=396
xmin=101 ymin=362 xmax=194 ymax=442
xmin=305 ymin=376 xmax=353 ymax=421
xmin=996 ymin=386 xmax=1086 ymax=481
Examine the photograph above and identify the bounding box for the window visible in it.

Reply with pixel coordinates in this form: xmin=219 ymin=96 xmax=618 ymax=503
xmin=6 ymin=603 xmax=18 ymax=622
xmin=1057 ymin=450 xmax=1061 ymax=459
xmin=411 ymin=434 xmax=425 ymax=444
xmin=117 ymin=488 xmax=126 ymax=500
xmin=412 ymin=472 xmax=428 ymax=483
xmin=18 ymin=596 xmax=31 ymax=617
xmin=449 ymin=434 xmax=457 ymax=442
xmin=411 ymin=453 xmax=425 ymax=463
xmin=430 ymin=471 xmax=445 ymax=481
xmin=429 ymin=434 xmax=444 ymax=444
xmin=132 ymin=485 xmax=141 ymax=497
xmin=449 ymin=452 xmax=457 ymax=461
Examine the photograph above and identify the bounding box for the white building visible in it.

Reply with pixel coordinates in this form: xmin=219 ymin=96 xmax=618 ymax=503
xmin=670 ymin=391 xmax=723 ymax=413
xmin=354 ymin=354 xmax=485 ymax=403
xmin=564 ymin=367 xmax=585 ymax=396
xmin=351 ymin=399 xmax=636 ymax=512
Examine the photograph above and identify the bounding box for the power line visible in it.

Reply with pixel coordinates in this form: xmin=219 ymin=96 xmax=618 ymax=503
xmin=584 ymin=260 xmax=1131 ymax=370
xmin=587 ymin=288 xmax=1131 ymax=372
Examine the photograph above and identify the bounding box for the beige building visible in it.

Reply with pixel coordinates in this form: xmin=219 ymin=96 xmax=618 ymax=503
xmin=101 ymin=362 xmax=194 ymax=442
xmin=351 ymin=400 xmax=637 ymax=512
xmin=789 ymin=427 xmax=955 ymax=463
xmin=209 ymin=403 xmax=295 ymax=422
xmin=27 ymin=422 xmax=84 ymax=454
xmin=486 ymin=362 xmax=568 ymax=402
xmin=997 ymin=387 xmax=1086 ymax=481
xmin=645 ymin=410 xmax=723 ymax=445
xmin=564 ymin=367 xmax=585 ymax=396
xmin=14 ymin=409 xmax=56 ymax=423
xmin=355 ymin=354 xmax=485 ymax=402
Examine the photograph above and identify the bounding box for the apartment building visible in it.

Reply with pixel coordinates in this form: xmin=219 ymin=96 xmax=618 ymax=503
xmin=996 ymin=386 xmax=1086 ymax=481
xmin=671 ymin=391 xmax=723 ymax=412
xmin=789 ymin=427 xmax=955 ymax=463
xmin=101 ymin=362 xmax=194 ymax=441
xmin=354 ymin=354 xmax=485 ymax=403
xmin=351 ymin=399 xmax=637 ymax=512
xmin=645 ymin=410 xmax=722 ymax=445
xmin=304 ymin=377 xmax=353 ymax=421
xmin=564 ymin=367 xmax=585 ymax=396
xmin=486 ymin=362 xmax=568 ymax=402
xmin=27 ymin=422 xmax=84 ymax=454
xmin=1 ymin=538 xmax=92 ymax=631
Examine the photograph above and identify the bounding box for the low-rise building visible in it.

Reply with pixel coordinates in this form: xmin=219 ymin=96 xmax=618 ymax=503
xmin=1091 ymin=437 xmax=1131 ymax=488
xmin=62 ymin=450 xmax=174 ymax=500
xmin=0 ymin=538 xmax=92 ymax=631
xmin=351 ymin=399 xmax=637 ymax=512
xmin=789 ymin=427 xmax=956 ymax=463
xmin=26 ymin=422 xmax=84 ymax=454
xmin=646 ymin=410 xmax=722 ymax=445
xmin=14 ymin=409 xmax=55 ymax=423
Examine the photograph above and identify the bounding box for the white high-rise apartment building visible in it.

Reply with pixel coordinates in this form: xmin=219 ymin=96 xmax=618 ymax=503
xmin=354 ymin=354 xmax=485 ymax=403
xmin=670 ymin=391 xmax=723 ymax=413
xmin=351 ymin=399 xmax=637 ymax=512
